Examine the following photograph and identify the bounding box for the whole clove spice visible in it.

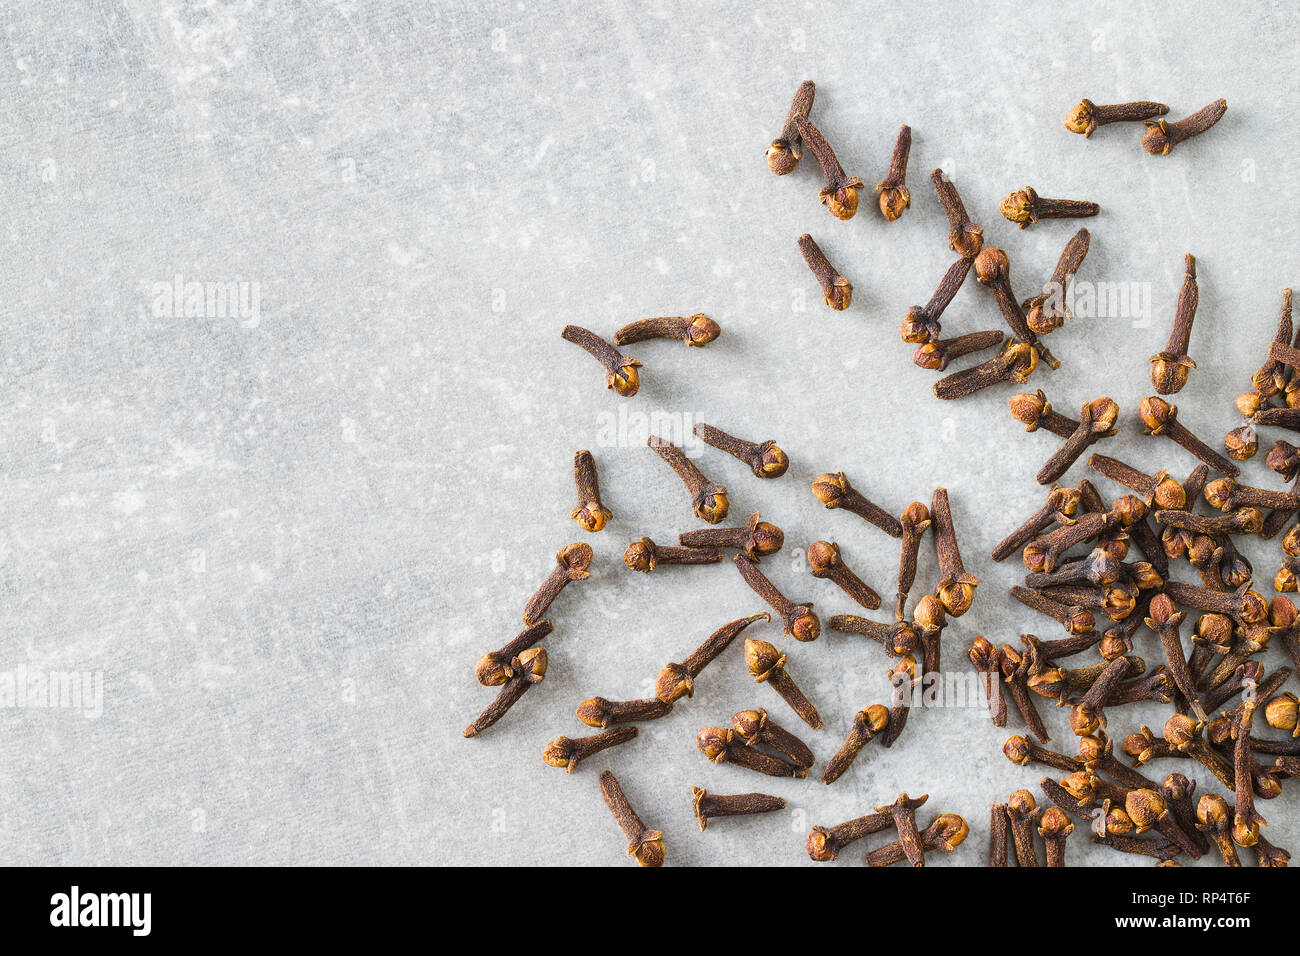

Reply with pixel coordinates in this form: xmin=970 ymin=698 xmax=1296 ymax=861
xmin=1154 ymin=507 xmax=1263 ymax=536
xmin=812 ymin=471 xmax=903 ymax=537
xmin=523 ymin=543 xmax=593 ymax=626
xmin=974 ymin=247 xmax=1060 ymax=369
xmin=875 ymin=124 xmax=912 ymax=220
xmin=680 ymin=512 xmax=784 ymax=561
xmin=931 ymin=487 xmax=979 ymax=617
xmin=968 ymin=637 xmax=1008 ymax=727
xmin=930 ymin=169 xmax=984 ymax=259
xmin=915 ymin=594 xmax=947 ymax=678
xmin=1088 ymin=454 xmax=1186 ymax=509
xmin=1253 ymin=406 xmax=1300 ymax=433
xmin=1068 ymin=655 xmax=1132 ymax=736
xmin=1160 ymin=772 xmax=1211 ymax=856
xmin=614 ymin=313 xmax=720 ymax=348
xmin=823 ymin=704 xmax=890 ymax=784
xmin=1204 ymin=476 xmax=1299 ymax=513
xmin=1223 ymin=425 xmax=1258 ymax=462
xmin=1038 ymin=806 xmax=1074 ymax=867
xmin=1140 ymin=396 xmax=1240 ymax=477
xmin=990 ymin=484 xmax=1082 ymax=561
xmin=693 ymin=423 xmax=788 ymax=479
xmin=933 ymin=338 xmax=1039 ymax=400
xmin=1036 ymin=398 xmax=1119 ymax=484
xmin=543 ymin=726 xmax=638 ymax=773
xmin=1162 ymin=580 xmax=1267 ymax=625
xmin=1232 ymin=699 xmax=1263 ymax=848
xmin=989 ymin=804 xmax=1010 ymax=867
xmin=476 ymin=619 xmax=553 ymax=687
xmin=624 ymin=536 xmax=722 ymax=572
xmin=866 ymin=813 xmax=968 ymax=867
xmin=765 ymin=80 xmax=815 ymax=175
xmin=1142 ymin=98 xmax=1227 ymax=156
xmin=599 ymin=770 xmax=665 ymax=867
xmin=691 ymin=787 xmax=785 ymax=831
xmin=913 ymin=329 xmax=1005 ymax=371
xmin=1163 ymin=714 xmax=1235 ymax=789
xmin=648 ymin=435 xmax=729 ymax=524
xmin=828 ymin=614 xmax=919 ymax=657
xmin=1149 ymin=254 xmax=1199 ymax=395
xmin=882 ymin=655 xmax=919 ymax=747
xmin=807 ymin=811 xmax=893 ymax=861
xmin=1006 ymin=789 xmax=1042 ymax=867
xmin=1253 ymin=289 xmax=1295 ymax=396
xmin=902 ymin=257 xmax=973 ymax=343
xmin=1009 ymin=391 xmax=1080 ymax=438
xmin=795 ymin=115 xmax=864 ymax=220
xmin=806 ymin=540 xmax=882 ymax=610
xmin=744 ymin=637 xmax=822 ymax=729
xmin=571 ymin=450 xmax=612 ymax=532
xmin=1025 ymin=228 xmax=1091 ymax=333
xmin=731 ymin=707 xmax=815 ymax=769
xmin=696 ymin=726 xmax=807 ymax=779
xmin=463 ymin=648 xmax=548 ymax=738
xmin=1010 ymin=586 xmax=1095 ymax=635
xmin=1001 ymin=644 xmax=1051 ymax=744
xmin=1064 ymin=99 xmax=1169 ymax=137
xmin=1004 ymin=735 xmax=1084 ymax=774
xmin=797 ymin=233 xmax=853 ymax=310
xmin=735 ymin=553 xmax=820 ymax=642
xmin=655 ymin=611 xmax=771 ymax=704
xmin=876 ymin=793 xmax=930 ymax=868
xmin=999 ymin=186 xmax=1100 ymax=228
xmin=895 ymin=501 xmax=931 ymax=620
xmin=1145 ymin=593 xmax=1207 ymax=721
xmin=576 ymin=696 xmax=672 ymax=729
xmin=560 ymin=325 xmax=642 ymax=397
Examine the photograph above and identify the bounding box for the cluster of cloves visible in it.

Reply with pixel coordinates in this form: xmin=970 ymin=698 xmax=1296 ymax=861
xmin=560 ymin=312 xmax=720 ymax=398
xmin=807 ymin=794 xmax=968 ymax=867
xmin=1064 ymin=97 xmax=1228 ymax=156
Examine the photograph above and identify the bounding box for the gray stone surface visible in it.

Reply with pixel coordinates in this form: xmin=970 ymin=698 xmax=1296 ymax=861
xmin=2 ymin=2 xmax=1297 ymax=865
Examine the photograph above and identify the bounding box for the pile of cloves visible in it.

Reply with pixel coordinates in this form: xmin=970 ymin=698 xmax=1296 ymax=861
xmin=464 ymin=79 xmax=1299 ymax=868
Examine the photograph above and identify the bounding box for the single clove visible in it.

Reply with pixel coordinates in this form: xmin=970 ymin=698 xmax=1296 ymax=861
xmin=931 ymin=487 xmax=979 ymax=616
xmin=828 ymin=614 xmax=919 ymax=657
xmin=543 ymin=726 xmax=638 ymax=773
xmin=974 ymin=247 xmax=1059 ymax=369
xmin=599 ymin=770 xmax=664 ymax=867
xmin=989 ymin=804 xmax=1010 ymax=867
xmin=624 ymin=536 xmax=722 ymax=572
xmin=969 ymin=637 xmax=1008 ymax=727
xmin=1142 ymin=98 xmax=1227 ymax=156
xmin=691 ymin=787 xmax=785 ymax=831
xmin=866 ymin=813 xmax=968 ymax=867
xmin=476 ymin=619 xmax=553 ymax=687
xmin=1025 ymin=228 xmax=1091 ymax=333
xmin=765 ymin=79 xmax=815 ymax=175
xmin=614 ymin=313 xmax=720 ymax=348
xmin=807 ymin=811 xmax=893 ymax=861
xmin=1088 ymin=453 xmax=1186 ymax=509
xmin=1000 ymin=186 xmax=1099 ymax=228
xmin=571 ymin=450 xmax=612 ymax=532
xmin=693 ymin=422 xmax=789 ymax=479
xmin=1003 ymin=735 xmax=1083 ymax=774
xmin=797 ymin=233 xmax=853 ymax=310
xmin=1154 ymin=507 xmax=1263 ymax=536
xmin=1001 ymin=645 xmax=1051 ymax=743
xmin=731 ymin=707 xmax=815 ymax=769
xmin=875 ymin=124 xmax=912 ymax=220
xmin=1149 ymin=254 xmax=1199 ymax=395
xmin=1006 ymin=789 xmax=1042 ymax=867
xmin=1145 ymin=593 xmax=1207 ymax=721
xmin=990 ymin=483 xmax=1082 ymax=561
xmin=913 ymin=329 xmax=1005 ymax=371
xmin=1140 ymin=396 xmax=1240 ymax=476
xmin=1232 ymin=699 xmax=1263 ymax=848
xmin=576 ymin=696 xmax=672 ymax=729
xmin=1068 ymin=655 xmax=1132 ymax=736
xmin=1038 ymin=806 xmax=1074 ymax=867
xmin=823 ymin=704 xmax=890 ymax=784
xmin=735 ymin=554 xmax=820 ymax=642
xmin=882 ymin=655 xmax=919 ymax=747
xmin=895 ymin=501 xmax=932 ymax=620
xmin=933 ymin=339 xmax=1039 ymax=400
xmin=463 ymin=648 xmax=548 ymax=738
xmin=1037 ymin=398 xmax=1119 ymax=484
xmin=1064 ymin=98 xmax=1169 ymax=137
xmin=812 ymin=471 xmax=903 ymax=537
xmin=696 ymin=726 xmax=807 ymax=779
xmin=1010 ymin=586 xmax=1095 ymax=635
xmin=680 ymin=512 xmax=784 ymax=561
xmin=930 ymin=169 xmax=984 ymax=259
xmin=795 ymin=115 xmax=864 ymax=220
xmin=560 ymin=325 xmax=642 ymax=397
xmin=807 ymin=540 xmax=882 ymax=610
xmin=744 ymin=637 xmax=822 ymax=729
xmin=876 ymin=793 xmax=930 ymax=868
xmin=522 ymin=543 xmax=593 ymax=626
xmin=903 ymin=257 xmax=973 ymax=343
xmin=647 ymin=435 xmax=729 ymax=524
xmin=655 ymin=612 xmax=771 ymax=704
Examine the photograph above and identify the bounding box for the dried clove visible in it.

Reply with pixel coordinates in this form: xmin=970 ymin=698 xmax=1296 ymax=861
xmin=1010 ymin=586 xmax=1095 ymax=635
xmin=1009 ymin=391 xmax=1080 ymax=438
xmin=1204 ymin=476 xmax=1299 ymax=513
xmin=655 ymin=612 xmax=770 ymax=704
xmin=999 ymin=186 xmax=1099 ymax=228
xmin=765 ymin=80 xmax=815 ymax=175
xmin=1163 ymin=714 xmax=1235 ymax=789
xmin=974 ymin=247 xmax=1060 ymax=369
xmin=812 ymin=471 xmax=903 ymax=537
xmin=735 ymin=554 xmax=820 ymax=642
xmin=990 ymin=484 xmax=1082 ymax=561
xmin=570 ymin=450 xmax=612 ymax=532
xmin=1232 ymin=699 xmax=1263 ymax=847
xmin=876 ymin=793 xmax=930 ymax=868
xmin=1145 ymin=593 xmax=1207 ymax=721
xmin=1036 ymin=398 xmax=1119 ymax=484
xmin=1253 ymin=406 xmax=1300 ymax=433
xmin=1159 ymin=772 xmax=1211 ymax=856
xmin=576 ymin=696 xmax=672 ymax=729
xmin=913 ymin=329 xmax=1005 ymax=371
xmin=1149 ymin=254 xmax=1199 ymax=395
xmin=989 ymin=804 xmax=1010 ymax=867
xmin=614 ymin=313 xmax=720 ymax=348
xmin=543 ymin=726 xmax=638 ymax=773
xmin=1064 ymin=98 xmax=1169 ymax=137
xmin=696 ymin=726 xmax=807 ymax=779
xmin=648 ymin=435 xmax=729 ymax=524
xmin=1140 ymin=396 xmax=1240 ymax=477
xmin=1006 ymin=789 xmax=1042 ymax=867
xmin=680 ymin=512 xmax=784 ymax=562
xmin=1154 ymin=507 xmax=1263 ymax=535
xmin=1142 ymin=98 xmax=1227 ymax=155
xmin=1162 ymin=581 xmax=1267 ymax=625
xmin=1025 ymin=228 xmax=1091 ymax=333
xmin=797 ymin=233 xmax=853 ymax=310
xmin=807 ymin=540 xmax=882 ymax=610
xmin=895 ymin=501 xmax=932 ymax=620
xmin=933 ymin=338 xmax=1039 ymax=399
xmin=1067 ymin=655 xmax=1132 ymax=736
xmin=1004 ymin=735 xmax=1084 ymax=773
xmin=930 ymin=169 xmax=984 ymax=259
xmin=930 ymin=487 xmax=979 ymax=616
xmin=744 ymin=637 xmax=822 ymax=729
xmin=915 ymin=594 xmax=947 ymax=678
xmin=795 ymin=115 xmax=864 ymax=220
xmin=806 ymin=811 xmax=893 ymax=861
xmin=476 ymin=619 xmax=553 ymax=687
xmin=1088 ymin=454 xmax=1186 ymax=509
xmin=866 ymin=813 xmax=968 ymax=867
xmin=523 ymin=542 xmax=593 ymax=626
xmin=1001 ymin=644 xmax=1051 ymax=743
xmin=1253 ymin=289 xmax=1295 ymax=396
xmin=969 ymin=637 xmax=1008 ymax=727
xmin=875 ymin=124 xmax=912 ymax=221
xmin=1224 ymin=425 xmax=1258 ymax=462
xmin=828 ymin=614 xmax=919 ymax=657
xmin=624 ymin=536 xmax=722 ymax=572
xmin=693 ymin=422 xmax=788 ymax=479
xmin=823 ymin=704 xmax=890 ymax=784
xmin=1079 ymin=732 xmax=1161 ymax=792
xmin=882 ymin=655 xmax=919 ymax=747
xmin=463 ymin=648 xmax=547 ymax=738
xmin=599 ymin=770 xmax=665 ymax=867
xmin=731 ymin=707 xmax=815 ymax=769
xmin=561 ymin=325 xmax=643 ymax=397
xmin=1038 ymin=806 xmax=1074 ymax=867
xmin=902 ymin=257 xmax=973 ymax=343
xmin=691 ymin=787 xmax=785 ymax=831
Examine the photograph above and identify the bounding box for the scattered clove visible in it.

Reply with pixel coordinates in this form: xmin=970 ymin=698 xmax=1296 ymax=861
xmin=561 ymin=325 xmax=642 ymax=397
xmin=744 ymin=637 xmax=822 ymax=729
xmin=1149 ymin=254 xmax=1199 ymax=395
xmin=930 ymin=169 xmax=984 ymax=259
xmin=696 ymin=726 xmax=807 ymax=779
xmin=1036 ymin=398 xmax=1119 ymax=484
xmin=797 ymin=233 xmax=853 ymax=310
xmin=543 ymin=726 xmax=638 ymax=773
xmin=731 ymin=707 xmax=815 ymax=769
xmin=464 ymin=648 xmax=548 ymax=738
xmin=876 ymin=793 xmax=930 ymax=868
xmin=693 ymin=422 xmax=789 ymax=479
xmin=1006 ymin=789 xmax=1042 ymax=867
xmin=812 ymin=471 xmax=903 ymax=537
xmin=576 ymin=696 xmax=672 ymax=729
xmin=765 ymin=80 xmax=815 ymax=175
xmin=795 ymin=115 xmax=864 ymax=220
xmin=1025 ymin=228 xmax=1091 ymax=333
xmin=571 ymin=450 xmax=612 ymax=532
xmin=680 ymin=512 xmax=784 ymax=561
xmin=599 ymin=770 xmax=664 ymax=867
xmin=875 ymin=124 xmax=912 ymax=221
xmin=823 ymin=704 xmax=890 ymax=784
xmin=624 ymin=536 xmax=722 ymax=572
xmin=1142 ymin=98 xmax=1227 ymax=156
xmin=806 ymin=540 xmax=882 ymax=610
xmin=895 ymin=501 xmax=932 ymax=620
xmin=1064 ymin=98 xmax=1169 ymax=137
xmin=931 ymin=487 xmax=979 ymax=616
xmin=614 ymin=313 xmax=720 ymax=347
xmin=735 ymin=554 xmax=820 ymax=642
xmin=1038 ymin=806 xmax=1074 ymax=867
xmin=913 ymin=329 xmax=1005 ymax=371
xmin=655 ymin=612 xmax=771 ymax=704
xmin=903 ymin=257 xmax=973 ymax=343
xmin=476 ymin=619 xmax=553 ymax=687
xmin=523 ymin=543 xmax=593 ymax=626
xmin=807 ymin=811 xmax=893 ymax=862
xmin=866 ymin=813 xmax=968 ymax=867
xmin=1000 ymin=186 xmax=1099 ymax=228
xmin=1140 ymin=396 xmax=1240 ymax=477
xmin=648 ymin=435 xmax=729 ymax=524
xmin=691 ymin=787 xmax=785 ymax=831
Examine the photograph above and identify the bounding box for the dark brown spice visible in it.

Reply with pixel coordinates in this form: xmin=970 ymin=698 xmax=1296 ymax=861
xmin=1078 ymin=732 xmax=1161 ymax=791
xmin=796 ymin=233 xmax=853 ymax=310
xmin=1025 ymin=228 xmax=1091 ymax=333
xmin=974 ymin=247 xmax=1060 ymax=369
xmin=745 ymin=637 xmax=822 ymax=729
xmin=1001 ymin=645 xmax=1051 ymax=743
xmin=476 ymin=620 xmax=553 ymax=687
xmin=913 ymin=329 xmax=1005 ymax=371
xmin=648 ymin=435 xmax=729 ymax=524
xmin=1140 ymin=396 xmax=1240 ymax=477
xmin=1000 ymin=186 xmax=1099 ymax=228
xmin=812 ymin=471 xmax=903 ymax=537
xmin=655 ymin=612 xmax=771 ymax=704
xmin=571 ymin=450 xmax=612 ymax=532
xmin=463 ymin=648 xmax=548 ymax=738
xmin=679 ymin=512 xmax=784 ymax=561
xmin=693 ymin=423 xmax=788 ymax=478
xmin=734 ymin=554 xmax=820 ymax=642
xmin=828 ymin=614 xmax=919 ymax=657
xmin=933 ymin=339 xmax=1039 ymax=399
xmin=1145 ymin=593 xmax=1207 ymax=721
xmin=1204 ymin=476 xmax=1299 ymax=512
xmin=1154 ymin=507 xmax=1262 ymax=535
xmin=866 ymin=813 xmax=968 ymax=867
xmin=1088 ymin=453 xmax=1186 ymax=509
xmin=624 ymin=536 xmax=722 ymax=572
xmin=806 ymin=540 xmax=882 ymax=610
xmin=989 ymin=803 xmax=1010 ymax=867
xmin=543 ymin=726 xmax=638 ymax=772
xmin=1159 ymin=772 xmax=1211 ymax=855
xmin=1253 ymin=406 xmax=1300 ymax=433
xmin=599 ymin=770 xmax=665 ymax=867
xmin=1162 ymin=580 xmax=1267 ymax=625
xmin=876 ymin=793 xmax=930 ymax=867
xmin=931 ymin=487 xmax=979 ymax=616
xmin=895 ymin=501 xmax=931 ymax=620
xmin=1064 ymin=99 xmax=1169 ymax=137
xmin=1036 ymin=399 xmax=1119 ymax=484
xmin=989 ymin=484 xmax=1082 ymax=561
xmin=823 ymin=704 xmax=890 ymax=784
xmin=881 ymin=655 xmax=919 ymax=747
xmin=696 ymin=726 xmax=808 ymax=778
xmin=1252 ymin=289 xmax=1294 ymax=395
xmin=1224 ymin=425 xmax=1258 ymax=462
xmin=795 ymin=115 xmax=864 ymax=220
xmin=522 ymin=543 xmax=593 ymax=625
xmin=1150 ymin=254 xmax=1199 ymax=394
xmin=1232 ymin=699 xmax=1263 ymax=848
xmin=1003 ymin=735 xmax=1084 ymax=773
xmin=560 ymin=325 xmax=642 ymax=397
xmin=1006 ymin=789 xmax=1042 ymax=867
xmin=1038 ymin=806 xmax=1074 ymax=867
xmin=1142 ymin=98 xmax=1227 ymax=155
xmin=614 ymin=313 xmax=720 ymax=347
xmin=806 ymin=811 xmax=893 ymax=861
xmin=1163 ymin=714 xmax=1235 ymax=789
xmin=1009 ymin=391 xmax=1080 ymax=438
xmin=930 ymin=169 xmax=984 ymax=259
xmin=691 ymin=787 xmax=786 ymax=831
xmin=968 ymin=637 xmax=1008 ymax=726
xmin=1067 ymin=655 xmax=1132 ymax=736
xmin=731 ymin=707 xmax=815 ymax=769
xmin=576 ymin=696 xmax=672 ymax=729
xmin=875 ymin=124 xmax=912 ymax=221
xmin=1010 ymin=586 xmax=1095 ymax=635
xmin=902 ymin=257 xmax=973 ymax=343
xmin=766 ymin=80 xmax=815 ymax=175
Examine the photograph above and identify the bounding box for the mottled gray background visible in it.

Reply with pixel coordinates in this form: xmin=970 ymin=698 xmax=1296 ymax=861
xmin=3 ymin=1 xmax=1297 ymax=866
